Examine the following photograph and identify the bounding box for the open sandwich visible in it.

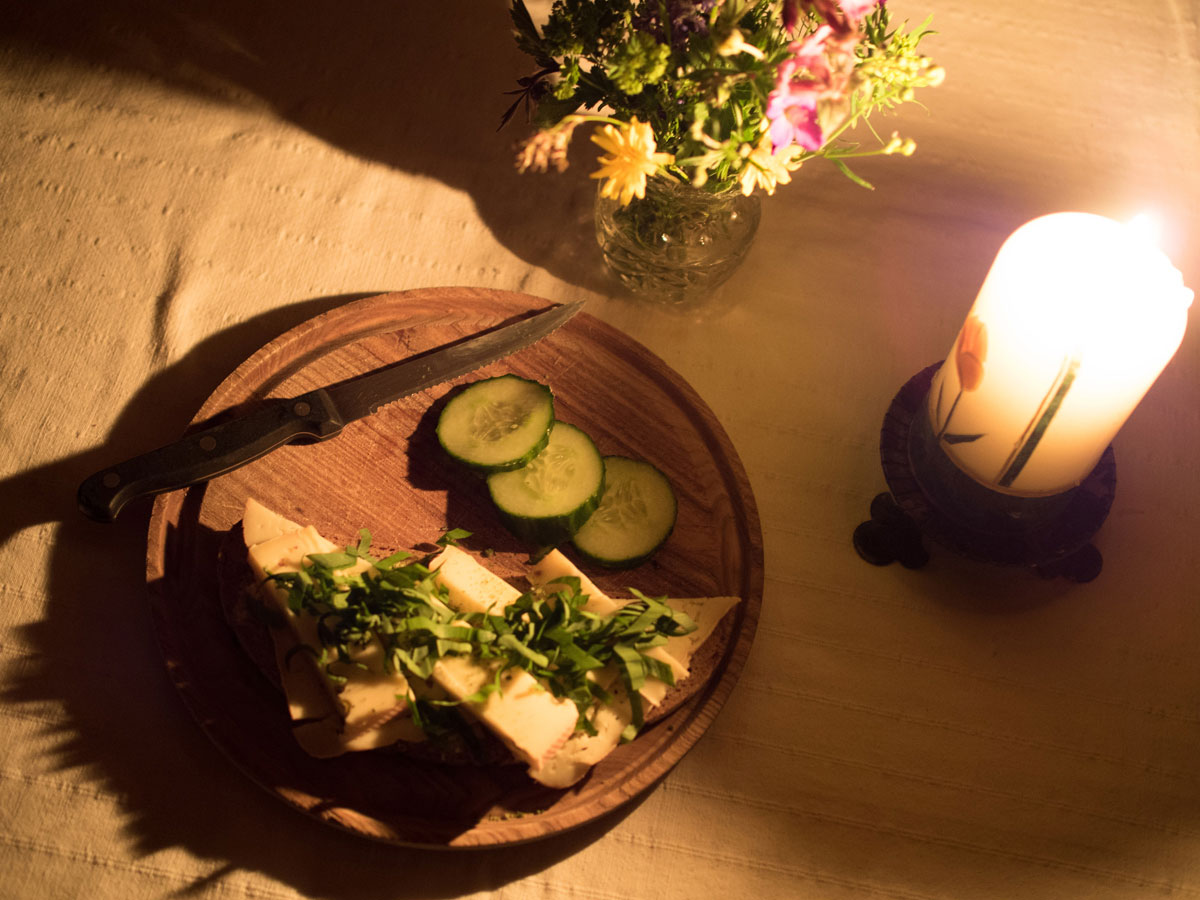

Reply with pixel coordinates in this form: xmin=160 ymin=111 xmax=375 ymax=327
xmin=226 ymin=498 xmax=740 ymax=789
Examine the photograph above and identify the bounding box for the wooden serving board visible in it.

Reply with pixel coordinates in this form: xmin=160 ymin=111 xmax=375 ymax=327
xmin=145 ymin=287 xmax=763 ymax=848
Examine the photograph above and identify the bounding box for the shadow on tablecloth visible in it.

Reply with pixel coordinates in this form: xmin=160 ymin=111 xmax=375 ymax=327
xmin=0 ymin=293 xmax=638 ymax=896
xmin=4 ymin=0 xmax=609 ymax=295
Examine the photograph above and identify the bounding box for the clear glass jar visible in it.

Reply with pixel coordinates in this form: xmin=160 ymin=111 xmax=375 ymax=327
xmin=594 ymin=177 xmax=762 ymax=304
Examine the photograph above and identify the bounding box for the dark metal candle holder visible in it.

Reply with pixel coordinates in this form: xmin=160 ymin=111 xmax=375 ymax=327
xmin=854 ymin=363 xmax=1117 ymax=582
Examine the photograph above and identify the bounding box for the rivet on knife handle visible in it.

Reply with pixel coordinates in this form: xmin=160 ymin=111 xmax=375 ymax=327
xmin=77 ymin=389 xmax=345 ymax=523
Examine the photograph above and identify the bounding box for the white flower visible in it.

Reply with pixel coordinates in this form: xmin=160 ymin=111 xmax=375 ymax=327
xmin=737 ymin=132 xmax=797 ymax=197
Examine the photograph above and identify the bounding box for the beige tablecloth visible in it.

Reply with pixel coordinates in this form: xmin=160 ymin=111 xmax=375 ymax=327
xmin=3 ymin=1 xmax=1199 ymax=898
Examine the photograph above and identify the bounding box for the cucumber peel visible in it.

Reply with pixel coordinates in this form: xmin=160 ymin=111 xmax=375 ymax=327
xmin=571 ymin=456 xmax=677 ymax=569
xmin=437 ymin=377 xmax=677 ymax=566
xmin=487 ymin=422 xmax=605 ymax=548
xmin=436 ymin=375 xmax=554 ymax=472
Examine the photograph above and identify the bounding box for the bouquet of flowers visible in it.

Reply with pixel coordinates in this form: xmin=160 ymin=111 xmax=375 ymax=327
xmin=505 ymin=0 xmax=943 ymax=206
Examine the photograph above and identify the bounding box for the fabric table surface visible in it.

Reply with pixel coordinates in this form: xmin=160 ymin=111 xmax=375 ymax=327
xmin=2 ymin=1 xmax=1199 ymax=898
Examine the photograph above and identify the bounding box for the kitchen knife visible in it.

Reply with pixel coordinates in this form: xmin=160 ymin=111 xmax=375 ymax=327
xmin=77 ymin=300 xmax=584 ymax=523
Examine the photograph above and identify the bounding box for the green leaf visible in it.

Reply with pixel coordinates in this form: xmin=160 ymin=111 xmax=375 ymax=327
xmin=607 ymin=33 xmax=671 ymax=96
xmin=833 ymin=158 xmax=876 ymax=190
xmin=374 ymin=550 xmax=411 ymax=571
xmin=353 ymin=529 xmax=372 ymax=557
xmin=307 ymin=551 xmax=357 ymax=569
xmin=640 ymin=653 xmax=676 ymax=687
xmin=497 ymin=633 xmax=551 ymax=668
xmin=613 ymin=644 xmax=648 ymax=691
xmin=510 ymin=0 xmax=556 ymax=68
xmin=437 ymin=528 xmax=472 ymax=547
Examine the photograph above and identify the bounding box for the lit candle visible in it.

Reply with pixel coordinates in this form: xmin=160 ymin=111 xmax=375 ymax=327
xmin=926 ymin=212 xmax=1193 ymax=496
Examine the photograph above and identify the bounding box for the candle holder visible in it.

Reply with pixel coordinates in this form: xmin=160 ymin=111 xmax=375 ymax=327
xmin=854 ymin=363 xmax=1116 ymax=582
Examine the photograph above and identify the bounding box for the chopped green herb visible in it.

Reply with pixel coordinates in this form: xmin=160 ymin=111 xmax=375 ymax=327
xmin=265 ymin=530 xmax=696 ymax=740
xmin=437 ymin=528 xmax=473 ymax=547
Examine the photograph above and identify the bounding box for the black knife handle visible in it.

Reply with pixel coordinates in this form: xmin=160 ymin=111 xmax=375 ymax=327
xmin=77 ymin=388 xmax=345 ymax=523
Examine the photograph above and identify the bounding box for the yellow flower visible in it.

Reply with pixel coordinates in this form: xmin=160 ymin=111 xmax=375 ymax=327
xmin=590 ymin=118 xmax=675 ymax=207
xmin=737 ymin=132 xmax=795 ymax=197
xmin=716 ymin=28 xmax=765 ymax=60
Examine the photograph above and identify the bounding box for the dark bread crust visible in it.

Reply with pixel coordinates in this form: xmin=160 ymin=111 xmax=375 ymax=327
xmin=644 ymin=607 xmax=733 ymax=725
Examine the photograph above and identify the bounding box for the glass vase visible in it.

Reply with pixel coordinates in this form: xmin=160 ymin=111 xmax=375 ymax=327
xmin=594 ymin=178 xmax=762 ymax=304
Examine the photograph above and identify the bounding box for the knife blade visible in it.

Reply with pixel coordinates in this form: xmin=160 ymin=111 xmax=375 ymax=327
xmin=77 ymin=300 xmax=583 ymax=523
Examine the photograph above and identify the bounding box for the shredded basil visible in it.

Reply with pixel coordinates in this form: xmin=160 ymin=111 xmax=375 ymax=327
xmin=265 ymin=531 xmax=696 ymax=739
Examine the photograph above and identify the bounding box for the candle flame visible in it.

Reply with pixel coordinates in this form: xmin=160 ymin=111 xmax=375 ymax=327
xmin=1126 ymin=212 xmax=1162 ymax=247
xmin=1125 ymin=212 xmax=1192 ymax=310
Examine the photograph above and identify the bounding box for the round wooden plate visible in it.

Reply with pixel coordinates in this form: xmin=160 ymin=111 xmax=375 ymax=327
xmin=145 ymin=287 xmax=763 ymax=848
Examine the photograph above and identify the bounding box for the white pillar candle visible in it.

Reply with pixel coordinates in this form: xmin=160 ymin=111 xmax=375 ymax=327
xmin=926 ymin=212 xmax=1193 ymax=496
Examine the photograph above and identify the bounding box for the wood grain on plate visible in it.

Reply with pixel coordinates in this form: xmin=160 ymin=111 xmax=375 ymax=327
xmin=145 ymin=287 xmax=763 ymax=848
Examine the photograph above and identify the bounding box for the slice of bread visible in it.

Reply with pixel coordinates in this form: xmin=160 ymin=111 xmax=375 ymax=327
xmin=219 ymin=501 xmax=739 ymax=784
xmin=218 ymin=521 xmax=515 ymax=767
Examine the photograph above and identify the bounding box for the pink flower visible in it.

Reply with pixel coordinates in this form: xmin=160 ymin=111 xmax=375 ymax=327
xmin=803 ymin=0 xmax=883 ymax=33
xmin=765 ymin=26 xmax=833 ymax=152
xmin=781 ymin=0 xmax=801 ymax=34
xmin=788 ymin=25 xmax=834 ymax=84
xmin=839 ymin=0 xmax=883 ymax=21
xmin=765 ymin=86 xmax=823 ymax=151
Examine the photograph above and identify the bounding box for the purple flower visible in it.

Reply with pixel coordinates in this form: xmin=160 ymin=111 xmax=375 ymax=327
xmin=633 ymin=0 xmax=717 ymax=49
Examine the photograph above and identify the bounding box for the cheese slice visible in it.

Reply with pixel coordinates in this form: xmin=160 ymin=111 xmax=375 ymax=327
xmin=654 ymin=595 xmax=741 ymax=667
xmin=620 ymin=593 xmax=740 ymax=706
xmin=242 ymin=497 xmax=303 ymax=547
xmin=239 ymin=501 xmax=739 ymax=789
xmin=527 ymin=551 xmax=671 ymax=706
xmin=528 ymin=593 xmax=740 ymax=787
xmin=523 ymin=550 xmax=740 ymax=786
xmin=426 ymin=545 xmax=584 ymax=777
xmin=527 ymin=549 xmax=620 ymax=615
xmin=528 ymin=667 xmax=630 ymax=788
xmin=432 ymin=656 xmax=578 ymax=770
xmin=430 ymin=544 xmax=522 ymax=615
xmin=527 ymin=550 xmax=713 ymax=707
xmin=242 ymin=503 xmax=421 ymax=757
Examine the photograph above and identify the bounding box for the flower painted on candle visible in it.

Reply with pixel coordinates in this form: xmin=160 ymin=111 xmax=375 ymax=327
xmin=954 ymin=314 xmax=988 ymax=391
xmin=935 ymin=315 xmax=989 ymax=444
xmin=589 ymin=118 xmax=675 ymax=207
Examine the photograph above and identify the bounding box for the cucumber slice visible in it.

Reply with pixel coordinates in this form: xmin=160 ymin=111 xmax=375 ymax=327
xmin=487 ymin=422 xmax=604 ymax=547
xmin=436 ymin=375 xmax=554 ymax=472
xmin=571 ymin=456 xmax=677 ymax=568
